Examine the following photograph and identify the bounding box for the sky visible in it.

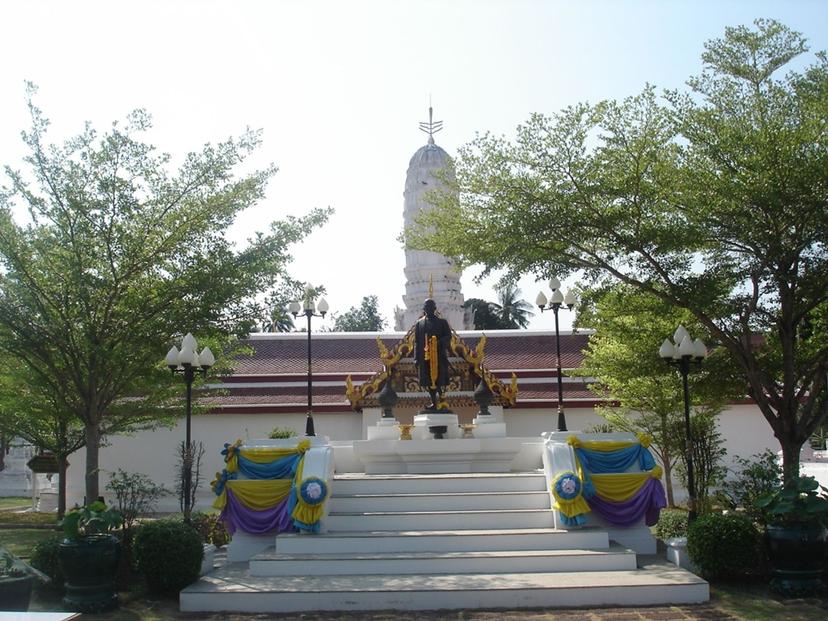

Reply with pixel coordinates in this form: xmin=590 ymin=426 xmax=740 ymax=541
xmin=1 ymin=0 xmax=826 ymax=332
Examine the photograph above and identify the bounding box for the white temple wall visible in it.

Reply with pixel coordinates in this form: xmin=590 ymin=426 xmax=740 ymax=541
xmin=63 ymin=411 xmax=361 ymax=511
xmin=712 ymin=403 xmax=778 ymax=467
xmin=503 ymin=407 xmax=607 ymax=437
xmin=61 ymin=402 xmax=782 ymax=511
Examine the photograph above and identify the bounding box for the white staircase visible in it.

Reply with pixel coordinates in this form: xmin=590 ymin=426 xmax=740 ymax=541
xmin=180 ymin=471 xmax=708 ymax=613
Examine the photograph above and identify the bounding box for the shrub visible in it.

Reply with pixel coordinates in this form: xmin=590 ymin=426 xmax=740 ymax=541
xmin=653 ymin=509 xmax=688 ymax=541
xmin=268 ymin=426 xmax=297 ymax=439
xmin=106 ymin=470 xmax=168 ymax=553
xmin=583 ymin=422 xmax=615 ymax=434
xmin=134 ymin=519 xmax=203 ymax=595
xmin=687 ymin=512 xmax=761 ymax=580
xmin=190 ymin=511 xmax=230 ymax=547
xmin=716 ymin=450 xmax=781 ymax=525
xmin=29 ymin=535 xmax=64 ymax=592
xmin=672 ymin=411 xmax=727 ymax=515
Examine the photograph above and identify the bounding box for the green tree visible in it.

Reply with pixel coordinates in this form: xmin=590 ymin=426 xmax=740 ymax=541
xmin=0 ymin=357 xmax=85 ymax=516
xmin=463 ymin=298 xmax=502 ymax=330
xmin=0 ymin=87 xmax=330 ymax=501
xmin=672 ymin=411 xmax=728 ymax=515
xmin=332 ymin=296 xmax=387 ymax=332
xmin=495 ymin=284 xmax=534 ymax=329
xmin=575 ymin=285 xmax=742 ymax=507
xmin=463 ymin=286 xmax=533 ymax=330
xmin=408 ymin=20 xmax=828 ymax=482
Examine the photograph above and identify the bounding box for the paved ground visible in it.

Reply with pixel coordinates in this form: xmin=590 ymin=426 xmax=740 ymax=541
xmin=172 ymin=606 xmax=740 ymax=620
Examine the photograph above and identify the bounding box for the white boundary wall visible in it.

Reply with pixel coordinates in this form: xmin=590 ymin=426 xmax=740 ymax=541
xmin=63 ymin=403 xmax=782 ymax=510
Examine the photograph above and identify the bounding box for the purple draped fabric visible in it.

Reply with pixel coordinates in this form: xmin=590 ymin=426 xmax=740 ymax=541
xmin=586 ymin=477 xmax=667 ymax=527
xmin=220 ymin=489 xmax=297 ymax=535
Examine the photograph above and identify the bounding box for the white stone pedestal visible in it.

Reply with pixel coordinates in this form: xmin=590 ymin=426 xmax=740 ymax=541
xmin=201 ymin=543 xmax=216 ymax=575
xmin=666 ymin=537 xmax=697 ymax=572
xmin=367 ymin=417 xmax=400 ymax=440
xmin=352 ymin=437 xmax=543 ymax=474
xmin=228 ymin=532 xmax=273 ymax=561
xmin=413 ymin=412 xmax=460 ymax=440
xmin=473 ymin=405 xmax=507 ymax=438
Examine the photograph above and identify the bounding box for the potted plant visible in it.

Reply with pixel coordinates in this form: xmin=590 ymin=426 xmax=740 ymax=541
xmin=756 ymin=475 xmax=828 ymax=596
xmin=58 ymin=500 xmax=123 ymax=612
xmin=0 ymin=546 xmax=49 ymax=611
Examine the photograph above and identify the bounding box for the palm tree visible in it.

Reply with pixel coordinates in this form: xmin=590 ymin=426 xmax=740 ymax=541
xmin=265 ymin=308 xmax=295 ymax=332
xmin=495 ymin=285 xmax=534 ymax=329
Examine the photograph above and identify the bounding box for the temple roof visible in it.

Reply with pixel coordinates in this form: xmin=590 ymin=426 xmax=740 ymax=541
xmin=204 ymin=330 xmax=601 ymax=414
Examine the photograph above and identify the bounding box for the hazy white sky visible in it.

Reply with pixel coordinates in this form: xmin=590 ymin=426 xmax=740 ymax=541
xmin=1 ymin=0 xmax=826 ymax=331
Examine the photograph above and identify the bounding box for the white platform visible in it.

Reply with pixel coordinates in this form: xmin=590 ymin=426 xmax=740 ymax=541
xmin=181 ymin=470 xmax=709 ymax=613
xmin=352 ymin=437 xmax=543 ymax=474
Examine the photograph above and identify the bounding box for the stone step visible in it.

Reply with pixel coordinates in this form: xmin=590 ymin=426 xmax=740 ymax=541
xmin=180 ymin=557 xmax=709 ymax=613
xmin=328 ymin=490 xmax=551 ymax=512
xmin=249 ymin=543 xmax=637 ymax=576
xmin=325 ymin=508 xmax=555 ymax=531
xmin=332 ymin=471 xmax=547 ymax=495
xmin=275 ymin=528 xmax=609 ymax=554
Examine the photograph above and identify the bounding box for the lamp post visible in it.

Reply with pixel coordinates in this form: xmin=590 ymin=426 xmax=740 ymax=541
xmin=165 ymin=333 xmax=214 ymax=523
xmin=290 ymin=290 xmax=329 ymax=437
xmin=536 ymin=278 xmax=577 ymax=432
xmin=659 ymin=325 xmax=707 ymax=522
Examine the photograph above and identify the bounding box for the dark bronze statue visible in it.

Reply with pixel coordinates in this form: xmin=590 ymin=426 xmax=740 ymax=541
xmin=414 ymin=298 xmax=452 ymax=410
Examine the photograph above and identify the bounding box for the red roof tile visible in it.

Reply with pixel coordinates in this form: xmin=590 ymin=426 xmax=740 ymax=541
xmin=208 ymin=330 xmax=598 ymax=413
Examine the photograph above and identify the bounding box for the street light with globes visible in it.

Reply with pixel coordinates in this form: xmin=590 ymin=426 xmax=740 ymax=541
xmin=536 ymin=277 xmax=577 ymax=432
xmin=659 ymin=325 xmax=707 ymax=522
xmin=165 ymin=333 xmax=215 ymax=523
xmin=290 ymin=289 xmax=329 ymax=437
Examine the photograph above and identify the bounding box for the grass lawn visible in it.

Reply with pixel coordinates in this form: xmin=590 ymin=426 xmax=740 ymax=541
xmin=0 ymin=510 xmax=58 ymax=525
xmin=0 ymin=496 xmax=31 ymax=509
xmin=0 ymin=527 xmax=57 ymax=558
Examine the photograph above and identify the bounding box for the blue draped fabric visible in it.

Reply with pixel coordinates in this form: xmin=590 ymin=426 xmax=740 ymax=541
xmin=236 ymin=452 xmax=302 ymax=480
xmin=574 ymin=444 xmax=655 ymax=474
xmin=575 ymin=443 xmax=655 ymax=499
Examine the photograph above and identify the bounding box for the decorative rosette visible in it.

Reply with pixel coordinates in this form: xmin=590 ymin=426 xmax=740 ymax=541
xmin=550 ymin=471 xmax=590 ymax=522
xmin=291 ymin=476 xmax=329 ymax=533
xmin=299 ymin=477 xmax=329 ymax=506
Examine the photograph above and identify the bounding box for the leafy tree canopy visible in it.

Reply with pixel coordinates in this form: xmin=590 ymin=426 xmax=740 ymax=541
xmin=464 ymin=285 xmax=534 ymax=330
xmin=0 ymin=86 xmax=330 ymax=500
xmin=408 ymin=20 xmax=828 ymax=480
xmin=574 ymin=284 xmax=743 ymax=505
xmin=332 ymin=295 xmax=387 ymax=332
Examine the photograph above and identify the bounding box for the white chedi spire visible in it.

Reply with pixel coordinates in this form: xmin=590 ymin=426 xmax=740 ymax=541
xmin=398 ymin=110 xmax=470 ymax=331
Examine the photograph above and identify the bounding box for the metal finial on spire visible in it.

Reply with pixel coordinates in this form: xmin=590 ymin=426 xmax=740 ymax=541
xmin=419 ymin=105 xmax=443 ymax=145
xmin=428 ymin=274 xmax=434 ymax=299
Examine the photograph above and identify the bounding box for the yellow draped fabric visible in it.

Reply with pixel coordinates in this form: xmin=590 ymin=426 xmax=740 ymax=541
xmin=224 ymin=438 xmax=311 ymax=473
xmin=290 ymin=457 xmax=328 ymax=526
xmin=567 ymin=434 xmax=652 ymax=451
xmin=212 ymin=479 xmax=292 ymax=511
xmin=590 ymin=466 xmax=663 ymax=502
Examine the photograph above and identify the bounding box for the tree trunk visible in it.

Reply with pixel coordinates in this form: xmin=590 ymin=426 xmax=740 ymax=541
xmin=84 ymin=423 xmax=101 ymax=504
xmin=779 ymin=437 xmax=802 ymax=483
xmin=57 ymin=455 xmax=68 ymax=518
xmin=663 ymin=460 xmax=676 ymax=508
